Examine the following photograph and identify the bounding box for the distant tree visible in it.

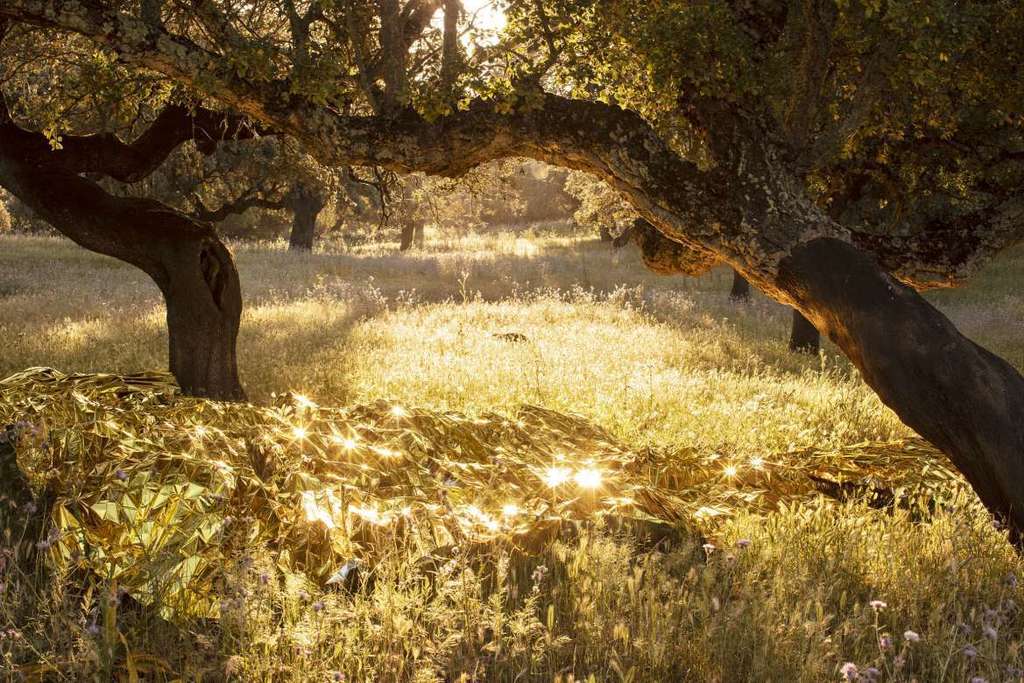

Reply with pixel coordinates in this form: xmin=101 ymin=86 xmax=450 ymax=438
xmin=728 ymin=271 xmax=751 ymax=303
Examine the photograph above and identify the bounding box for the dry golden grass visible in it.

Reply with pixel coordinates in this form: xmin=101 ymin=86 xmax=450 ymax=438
xmin=1 ymin=232 xmax=1023 ymax=681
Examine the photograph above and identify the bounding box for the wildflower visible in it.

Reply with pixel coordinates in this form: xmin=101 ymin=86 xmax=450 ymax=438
xmin=531 ymin=565 xmax=549 ymax=584
xmin=259 ymin=572 xmax=269 ymax=586
xmin=839 ymin=662 xmax=858 ymax=681
xmin=879 ymin=634 xmax=893 ymax=651
xmin=702 ymin=543 xmax=716 ymax=554
xmin=332 ymin=674 xmax=345 ymax=682
xmin=312 ymin=600 xmax=325 ymax=613
xmin=1007 ymin=573 xmax=1018 ymax=589
xmin=869 ymin=600 xmax=887 ymax=611
xmin=115 ymin=469 xmax=128 ymax=481
xmin=86 ymin=622 xmax=100 ymax=636
xmin=963 ymin=644 xmax=978 ymax=659
xmin=983 ymin=625 xmax=997 ymax=640
xmin=736 ymin=538 xmax=751 ymax=549
xmin=863 ymin=667 xmax=881 ymax=680
xmin=903 ymin=630 xmax=920 ymax=642
xmin=969 ymin=678 xmax=987 ymax=683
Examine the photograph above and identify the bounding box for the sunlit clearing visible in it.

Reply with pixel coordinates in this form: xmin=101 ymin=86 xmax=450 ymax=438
xmin=749 ymin=456 xmax=765 ymax=469
xmin=514 ymin=237 xmax=539 ymax=257
xmin=390 ymin=405 xmax=408 ymax=418
xmin=723 ymin=464 xmax=739 ymax=478
xmin=193 ymin=425 xmax=208 ymax=438
xmin=574 ymin=467 xmax=603 ymax=489
xmin=543 ymin=466 xmax=572 ymax=487
xmin=292 ymin=426 xmax=308 ymax=440
xmin=501 ymin=503 xmax=520 ymax=517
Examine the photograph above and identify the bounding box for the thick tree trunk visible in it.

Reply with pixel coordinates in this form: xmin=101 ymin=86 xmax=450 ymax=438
xmin=288 ymin=185 xmax=324 ymax=252
xmin=729 ymin=270 xmax=751 ymax=302
xmin=163 ymin=238 xmax=245 ymax=399
xmin=789 ymin=309 xmax=820 ymax=354
xmin=778 ymin=238 xmax=1024 ymax=547
xmin=0 ymin=155 xmax=246 ymax=401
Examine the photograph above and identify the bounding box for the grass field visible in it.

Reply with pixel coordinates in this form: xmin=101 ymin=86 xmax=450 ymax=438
xmin=1 ymin=233 xmax=1023 ymax=681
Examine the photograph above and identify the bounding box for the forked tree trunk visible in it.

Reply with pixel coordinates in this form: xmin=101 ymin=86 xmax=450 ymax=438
xmin=778 ymin=238 xmax=1024 ymax=547
xmin=789 ymin=309 xmax=820 ymax=354
xmin=729 ymin=269 xmax=751 ymax=302
xmin=288 ymin=185 xmax=325 ymax=252
xmin=0 ymin=155 xmax=246 ymax=401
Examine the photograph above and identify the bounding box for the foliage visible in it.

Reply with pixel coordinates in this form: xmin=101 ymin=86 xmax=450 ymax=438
xmin=563 ymin=170 xmax=635 ymax=232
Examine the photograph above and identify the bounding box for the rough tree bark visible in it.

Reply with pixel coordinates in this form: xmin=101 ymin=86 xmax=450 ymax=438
xmin=287 ymin=183 xmax=325 ymax=252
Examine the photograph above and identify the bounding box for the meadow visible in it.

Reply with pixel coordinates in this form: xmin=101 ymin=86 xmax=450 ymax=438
xmin=1 ymin=232 xmax=1023 ymax=681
